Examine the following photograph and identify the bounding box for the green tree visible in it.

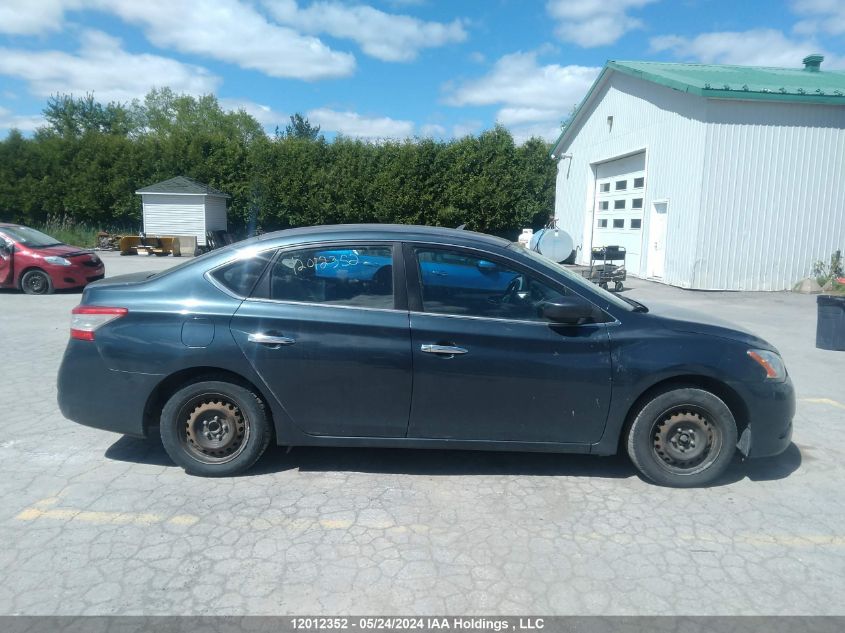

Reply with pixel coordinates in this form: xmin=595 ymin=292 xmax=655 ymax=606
xmin=284 ymin=113 xmax=321 ymax=141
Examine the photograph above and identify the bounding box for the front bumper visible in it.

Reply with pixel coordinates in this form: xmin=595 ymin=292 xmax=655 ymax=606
xmin=50 ymin=263 xmax=105 ymax=289
xmin=736 ymin=376 xmax=795 ymax=458
xmin=57 ymin=339 xmax=161 ymax=437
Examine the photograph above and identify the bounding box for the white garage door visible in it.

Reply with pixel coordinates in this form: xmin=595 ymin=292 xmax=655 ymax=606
xmin=592 ymin=152 xmax=646 ymax=275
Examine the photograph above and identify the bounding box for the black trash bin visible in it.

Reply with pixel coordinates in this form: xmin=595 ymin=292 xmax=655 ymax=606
xmin=816 ymin=295 xmax=845 ymax=351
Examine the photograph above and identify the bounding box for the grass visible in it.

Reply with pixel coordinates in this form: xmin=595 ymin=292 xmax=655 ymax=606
xmin=32 ymin=215 xmax=136 ymax=249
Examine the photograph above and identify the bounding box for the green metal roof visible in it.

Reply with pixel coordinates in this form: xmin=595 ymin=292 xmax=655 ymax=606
xmin=608 ymin=60 xmax=845 ymax=103
xmin=551 ymin=58 xmax=845 ymax=157
xmin=135 ymin=176 xmax=229 ymax=197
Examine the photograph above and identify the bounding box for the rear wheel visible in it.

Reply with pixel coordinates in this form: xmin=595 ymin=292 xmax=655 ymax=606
xmin=160 ymin=380 xmax=271 ymax=476
xmin=21 ymin=269 xmax=54 ymax=295
xmin=626 ymin=387 xmax=737 ymax=487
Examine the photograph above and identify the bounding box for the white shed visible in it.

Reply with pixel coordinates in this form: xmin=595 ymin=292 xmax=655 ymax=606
xmin=550 ymin=55 xmax=845 ymax=291
xmin=136 ymin=176 xmax=230 ymax=246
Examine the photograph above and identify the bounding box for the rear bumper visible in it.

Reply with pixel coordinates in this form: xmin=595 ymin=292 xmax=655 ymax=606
xmin=737 ymin=376 xmax=795 ymax=458
xmin=57 ymin=340 xmax=161 ymax=437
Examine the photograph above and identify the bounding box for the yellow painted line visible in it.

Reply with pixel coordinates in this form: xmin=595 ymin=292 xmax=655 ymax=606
xmin=15 ymin=499 xmax=199 ymax=527
xmin=800 ymin=397 xmax=845 ymax=410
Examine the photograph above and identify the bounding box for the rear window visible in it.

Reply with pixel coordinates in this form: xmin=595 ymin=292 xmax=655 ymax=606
xmin=209 ymin=250 xmax=276 ymax=296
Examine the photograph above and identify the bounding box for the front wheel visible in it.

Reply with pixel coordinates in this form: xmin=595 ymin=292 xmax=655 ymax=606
xmin=21 ymin=269 xmax=54 ymax=295
xmin=160 ymin=380 xmax=272 ymax=476
xmin=626 ymin=387 xmax=737 ymax=487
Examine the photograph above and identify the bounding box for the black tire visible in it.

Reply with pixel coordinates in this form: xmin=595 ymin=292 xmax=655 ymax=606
xmin=21 ymin=269 xmax=54 ymax=295
xmin=159 ymin=380 xmax=272 ymax=476
xmin=599 ymin=281 xmax=608 ymax=290
xmin=614 ymin=281 xmax=624 ymax=291
xmin=626 ymin=387 xmax=737 ymax=487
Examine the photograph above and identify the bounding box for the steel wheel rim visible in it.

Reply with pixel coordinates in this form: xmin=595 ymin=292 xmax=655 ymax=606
xmin=651 ymin=407 xmax=722 ymax=475
xmin=177 ymin=393 xmax=250 ymax=465
xmin=26 ymin=273 xmax=48 ymax=294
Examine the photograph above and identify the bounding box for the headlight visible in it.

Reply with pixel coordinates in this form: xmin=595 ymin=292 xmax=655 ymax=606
xmin=747 ymin=349 xmax=786 ymax=380
xmin=44 ymin=256 xmax=71 ymax=266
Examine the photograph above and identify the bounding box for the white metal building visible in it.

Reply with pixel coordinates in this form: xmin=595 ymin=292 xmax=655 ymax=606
xmin=551 ymin=56 xmax=845 ymax=290
xmin=136 ymin=176 xmax=229 ymax=246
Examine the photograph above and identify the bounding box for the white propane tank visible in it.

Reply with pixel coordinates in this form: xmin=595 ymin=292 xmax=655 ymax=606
xmin=517 ymin=228 xmax=533 ymax=248
xmin=532 ymin=228 xmax=574 ymax=263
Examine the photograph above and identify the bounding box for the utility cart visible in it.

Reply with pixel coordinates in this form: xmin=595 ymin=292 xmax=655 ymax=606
xmin=586 ymin=245 xmax=627 ymax=291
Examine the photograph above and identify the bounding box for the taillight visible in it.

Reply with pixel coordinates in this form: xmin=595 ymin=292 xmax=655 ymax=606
xmin=70 ymin=306 xmax=128 ymax=341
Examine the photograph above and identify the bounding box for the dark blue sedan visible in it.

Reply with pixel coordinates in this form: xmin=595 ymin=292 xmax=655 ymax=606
xmin=57 ymin=225 xmax=794 ymax=487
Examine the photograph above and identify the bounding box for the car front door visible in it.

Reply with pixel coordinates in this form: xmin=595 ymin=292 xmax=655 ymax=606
xmin=0 ymin=234 xmax=12 ymax=286
xmin=229 ymin=242 xmax=412 ymax=438
xmin=406 ymin=245 xmax=612 ymax=445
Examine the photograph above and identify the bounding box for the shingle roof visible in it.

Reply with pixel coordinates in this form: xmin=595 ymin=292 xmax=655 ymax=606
xmin=135 ymin=176 xmax=230 ymax=197
xmin=551 ymin=57 xmax=845 ymax=158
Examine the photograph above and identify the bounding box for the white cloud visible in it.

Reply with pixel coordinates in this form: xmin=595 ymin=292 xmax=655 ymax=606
xmin=0 ymin=0 xmax=71 ymax=35
xmin=445 ymin=51 xmax=597 ymax=141
xmin=419 ymin=123 xmax=446 ymax=137
xmin=103 ymin=0 xmax=356 ymax=80
xmin=546 ymin=0 xmax=657 ymax=47
xmin=0 ymin=107 xmax=44 ymax=132
xmin=264 ymin=0 xmax=466 ymax=62
xmin=219 ymin=99 xmax=287 ymax=129
xmin=792 ymin=0 xmax=845 ymax=36
xmin=0 ymin=0 xmax=355 ymax=80
xmin=650 ymin=29 xmax=842 ymax=68
xmin=0 ymin=30 xmax=220 ymax=103
xmin=451 ymin=121 xmax=481 ymax=138
xmin=307 ymin=108 xmax=414 ymax=139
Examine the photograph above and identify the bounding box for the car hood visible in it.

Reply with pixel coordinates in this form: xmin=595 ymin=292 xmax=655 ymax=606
xmin=644 ymin=301 xmax=775 ymax=351
xmin=31 ymin=243 xmax=94 ymax=258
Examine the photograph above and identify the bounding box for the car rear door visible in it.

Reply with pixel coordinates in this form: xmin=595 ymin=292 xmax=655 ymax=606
xmin=229 ymin=241 xmax=413 ymax=438
xmin=0 ymin=234 xmax=11 ymax=285
xmin=405 ymin=244 xmax=612 ymax=445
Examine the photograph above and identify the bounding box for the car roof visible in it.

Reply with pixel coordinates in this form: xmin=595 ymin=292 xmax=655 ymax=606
xmin=255 ymin=224 xmax=511 ymax=249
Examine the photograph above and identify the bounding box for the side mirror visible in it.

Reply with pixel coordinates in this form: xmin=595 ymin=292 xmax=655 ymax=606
xmin=477 ymin=260 xmax=498 ymax=272
xmin=540 ymin=296 xmax=596 ymax=325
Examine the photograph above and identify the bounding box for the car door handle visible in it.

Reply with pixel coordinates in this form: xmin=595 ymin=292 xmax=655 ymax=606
xmin=248 ymin=333 xmax=296 ymax=346
xmin=420 ymin=344 xmax=468 ymax=356
xmin=431 ymin=270 xmax=448 ymax=276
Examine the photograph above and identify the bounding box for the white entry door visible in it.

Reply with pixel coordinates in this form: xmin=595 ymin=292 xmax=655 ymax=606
xmin=647 ymin=201 xmax=668 ymax=278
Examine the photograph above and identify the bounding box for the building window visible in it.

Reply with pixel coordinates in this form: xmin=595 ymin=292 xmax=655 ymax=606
xmin=630 ymin=219 xmax=642 ymax=229
xmin=634 ymin=177 xmax=644 ymax=188
xmin=615 ymin=180 xmax=627 ymax=190
xmin=632 ymin=198 xmax=643 ymax=209
xmin=613 ymin=219 xmax=624 ymax=228
xmin=597 ymin=219 xmax=608 ymax=228
xmin=599 ymin=201 xmax=609 ymax=211
xmin=614 ymin=200 xmax=626 ymax=209
xmin=599 ymin=183 xmax=610 ymax=193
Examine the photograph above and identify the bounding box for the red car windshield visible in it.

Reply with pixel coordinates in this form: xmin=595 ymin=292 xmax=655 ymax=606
xmin=1 ymin=226 xmax=64 ymax=248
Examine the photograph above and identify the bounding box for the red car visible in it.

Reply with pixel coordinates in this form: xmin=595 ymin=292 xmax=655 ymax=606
xmin=0 ymin=223 xmax=105 ymax=294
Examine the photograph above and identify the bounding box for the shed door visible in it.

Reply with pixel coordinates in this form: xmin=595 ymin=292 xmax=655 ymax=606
xmin=592 ymin=153 xmax=646 ymax=275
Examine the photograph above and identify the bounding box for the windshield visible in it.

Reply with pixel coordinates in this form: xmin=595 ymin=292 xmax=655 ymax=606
xmin=2 ymin=225 xmax=64 ymax=248
xmin=509 ymin=244 xmax=635 ymax=312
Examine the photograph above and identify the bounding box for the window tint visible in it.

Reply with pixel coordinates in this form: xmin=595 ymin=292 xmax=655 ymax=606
xmin=415 ymin=249 xmax=569 ymax=322
xmin=210 ymin=250 xmax=275 ymax=296
xmin=600 ymin=183 xmax=610 ymax=192
xmin=615 ymin=180 xmax=627 ymax=190
xmin=634 ymin=177 xmax=645 ymax=188
xmin=265 ymin=246 xmax=393 ymax=309
xmin=632 ymin=198 xmax=643 ymax=209
xmin=614 ymin=200 xmax=626 ymax=209
xmin=613 ymin=219 xmax=625 ymax=228
xmin=630 ymin=219 xmax=642 ymax=229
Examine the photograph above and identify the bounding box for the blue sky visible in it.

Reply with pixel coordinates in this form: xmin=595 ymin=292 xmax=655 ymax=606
xmin=1 ymin=0 xmax=843 ymax=142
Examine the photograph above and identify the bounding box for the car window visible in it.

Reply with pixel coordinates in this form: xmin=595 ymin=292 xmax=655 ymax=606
xmin=415 ymin=248 xmax=569 ymax=322
xmin=209 ymin=249 xmax=276 ymax=297
xmin=260 ymin=245 xmax=394 ymax=309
